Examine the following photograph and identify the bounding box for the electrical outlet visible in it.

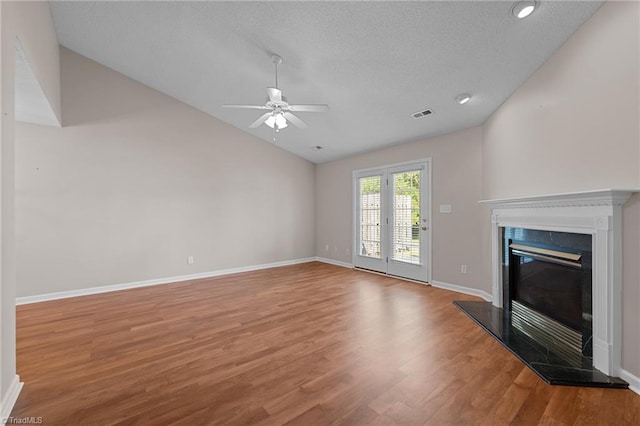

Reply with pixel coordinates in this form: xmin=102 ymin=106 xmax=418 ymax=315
xmin=325 ymin=245 xmax=329 ymax=252
xmin=461 ymin=264 xmax=468 ymax=274
xmin=188 ymin=256 xmax=194 ymax=264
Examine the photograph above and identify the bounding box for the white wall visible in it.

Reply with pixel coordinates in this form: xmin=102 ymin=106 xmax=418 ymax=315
xmin=0 ymin=0 xmax=15 ymax=406
xmin=482 ymin=3 xmax=638 ymax=199
xmin=10 ymin=1 xmax=60 ymax=125
xmin=15 ymin=48 xmax=316 ymax=297
xmin=482 ymin=1 xmax=640 ymax=377
xmin=1 ymin=0 xmax=60 ymax=413
xmin=316 ymin=126 xmax=491 ymax=294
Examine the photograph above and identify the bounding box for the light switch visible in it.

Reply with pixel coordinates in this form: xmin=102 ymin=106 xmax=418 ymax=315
xmin=439 ymin=204 xmax=452 ymax=214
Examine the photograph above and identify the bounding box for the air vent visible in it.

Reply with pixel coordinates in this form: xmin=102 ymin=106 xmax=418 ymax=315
xmin=411 ymin=109 xmax=433 ymax=119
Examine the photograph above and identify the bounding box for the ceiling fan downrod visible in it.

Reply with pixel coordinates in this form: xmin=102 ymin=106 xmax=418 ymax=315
xmin=272 ymin=54 xmax=282 ymax=89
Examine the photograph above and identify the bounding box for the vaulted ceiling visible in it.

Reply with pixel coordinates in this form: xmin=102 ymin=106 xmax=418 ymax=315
xmin=49 ymin=1 xmax=603 ymax=163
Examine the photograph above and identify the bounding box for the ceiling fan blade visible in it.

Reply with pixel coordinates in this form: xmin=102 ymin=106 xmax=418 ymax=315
xmin=249 ymin=112 xmax=272 ymax=128
xmin=282 ymin=112 xmax=308 ymax=129
xmin=267 ymin=87 xmax=282 ymax=103
xmin=222 ymin=104 xmax=270 ymax=110
xmin=288 ymin=104 xmax=329 ymax=112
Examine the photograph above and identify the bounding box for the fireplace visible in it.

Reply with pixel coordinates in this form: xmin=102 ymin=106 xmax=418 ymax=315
xmin=503 ymin=228 xmax=592 ymax=366
xmin=481 ymin=189 xmax=636 ymax=377
xmin=450 ymin=190 xmax=635 ymax=387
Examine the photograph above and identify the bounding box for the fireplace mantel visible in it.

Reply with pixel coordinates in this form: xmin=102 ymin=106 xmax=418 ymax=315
xmin=479 ymin=189 xmax=638 ymax=376
xmin=480 ymin=189 xmax=635 ymax=209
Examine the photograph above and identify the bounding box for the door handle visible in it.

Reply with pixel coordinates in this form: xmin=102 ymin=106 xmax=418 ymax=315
xmin=421 ymin=226 xmax=428 ymax=231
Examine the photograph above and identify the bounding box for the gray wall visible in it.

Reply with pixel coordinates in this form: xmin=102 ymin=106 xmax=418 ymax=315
xmin=15 ymin=48 xmax=316 ymax=297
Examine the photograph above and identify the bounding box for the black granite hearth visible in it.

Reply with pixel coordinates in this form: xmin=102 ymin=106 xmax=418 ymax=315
xmin=454 ymin=300 xmax=628 ymax=388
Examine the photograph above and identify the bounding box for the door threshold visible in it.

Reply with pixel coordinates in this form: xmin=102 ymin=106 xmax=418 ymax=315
xmin=353 ymin=266 xmax=431 ymax=286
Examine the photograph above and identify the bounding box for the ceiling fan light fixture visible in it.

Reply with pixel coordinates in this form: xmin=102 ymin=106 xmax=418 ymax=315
xmin=265 ymin=115 xmax=276 ymax=128
xmin=265 ymin=113 xmax=288 ymax=129
xmin=275 ymin=113 xmax=287 ymax=128
xmin=512 ymin=1 xmax=537 ymax=19
xmin=456 ymin=93 xmax=471 ymax=105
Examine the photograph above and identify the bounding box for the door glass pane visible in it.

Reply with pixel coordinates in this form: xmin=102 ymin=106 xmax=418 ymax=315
xmin=359 ymin=175 xmax=381 ymax=259
xmin=392 ymin=170 xmax=420 ymax=264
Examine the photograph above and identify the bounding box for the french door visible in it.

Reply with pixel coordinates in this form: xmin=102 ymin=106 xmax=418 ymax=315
xmin=353 ymin=160 xmax=431 ymax=282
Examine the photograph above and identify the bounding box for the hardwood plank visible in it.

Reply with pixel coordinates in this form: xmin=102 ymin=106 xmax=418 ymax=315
xmin=10 ymin=262 xmax=640 ymax=425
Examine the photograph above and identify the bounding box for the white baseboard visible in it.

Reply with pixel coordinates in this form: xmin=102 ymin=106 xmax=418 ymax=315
xmin=1 ymin=375 xmax=23 ymax=425
xmin=16 ymin=257 xmax=490 ymax=306
xmin=346 ymin=266 xmax=492 ymax=302
xmin=620 ymin=369 xmax=640 ymax=395
xmin=16 ymin=257 xmax=317 ymax=305
xmin=315 ymin=257 xmax=353 ymax=269
xmin=430 ymin=280 xmax=493 ymax=302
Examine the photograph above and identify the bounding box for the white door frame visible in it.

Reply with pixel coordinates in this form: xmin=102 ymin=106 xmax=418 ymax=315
xmin=352 ymin=158 xmax=432 ymax=283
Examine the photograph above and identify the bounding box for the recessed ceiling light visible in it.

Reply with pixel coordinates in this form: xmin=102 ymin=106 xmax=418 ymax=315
xmin=512 ymin=1 xmax=537 ymax=19
xmin=455 ymin=93 xmax=471 ymax=105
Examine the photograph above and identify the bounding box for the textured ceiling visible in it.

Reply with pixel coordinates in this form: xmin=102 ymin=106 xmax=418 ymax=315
xmin=50 ymin=1 xmax=603 ymax=163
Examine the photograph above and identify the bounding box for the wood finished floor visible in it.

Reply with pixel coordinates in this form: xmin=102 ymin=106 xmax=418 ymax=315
xmin=11 ymin=262 xmax=640 ymax=425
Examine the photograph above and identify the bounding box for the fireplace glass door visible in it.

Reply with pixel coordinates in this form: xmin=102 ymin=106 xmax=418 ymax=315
xmin=503 ymin=227 xmax=593 ymax=362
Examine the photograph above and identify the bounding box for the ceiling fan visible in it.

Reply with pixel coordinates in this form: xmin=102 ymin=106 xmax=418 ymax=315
xmin=223 ymin=55 xmax=329 ymax=133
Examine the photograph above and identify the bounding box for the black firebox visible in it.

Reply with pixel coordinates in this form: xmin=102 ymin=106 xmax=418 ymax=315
xmin=503 ymin=228 xmax=592 ymax=363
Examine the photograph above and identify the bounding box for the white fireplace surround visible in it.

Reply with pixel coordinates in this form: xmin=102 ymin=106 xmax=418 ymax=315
xmin=480 ymin=189 xmax=637 ymax=377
